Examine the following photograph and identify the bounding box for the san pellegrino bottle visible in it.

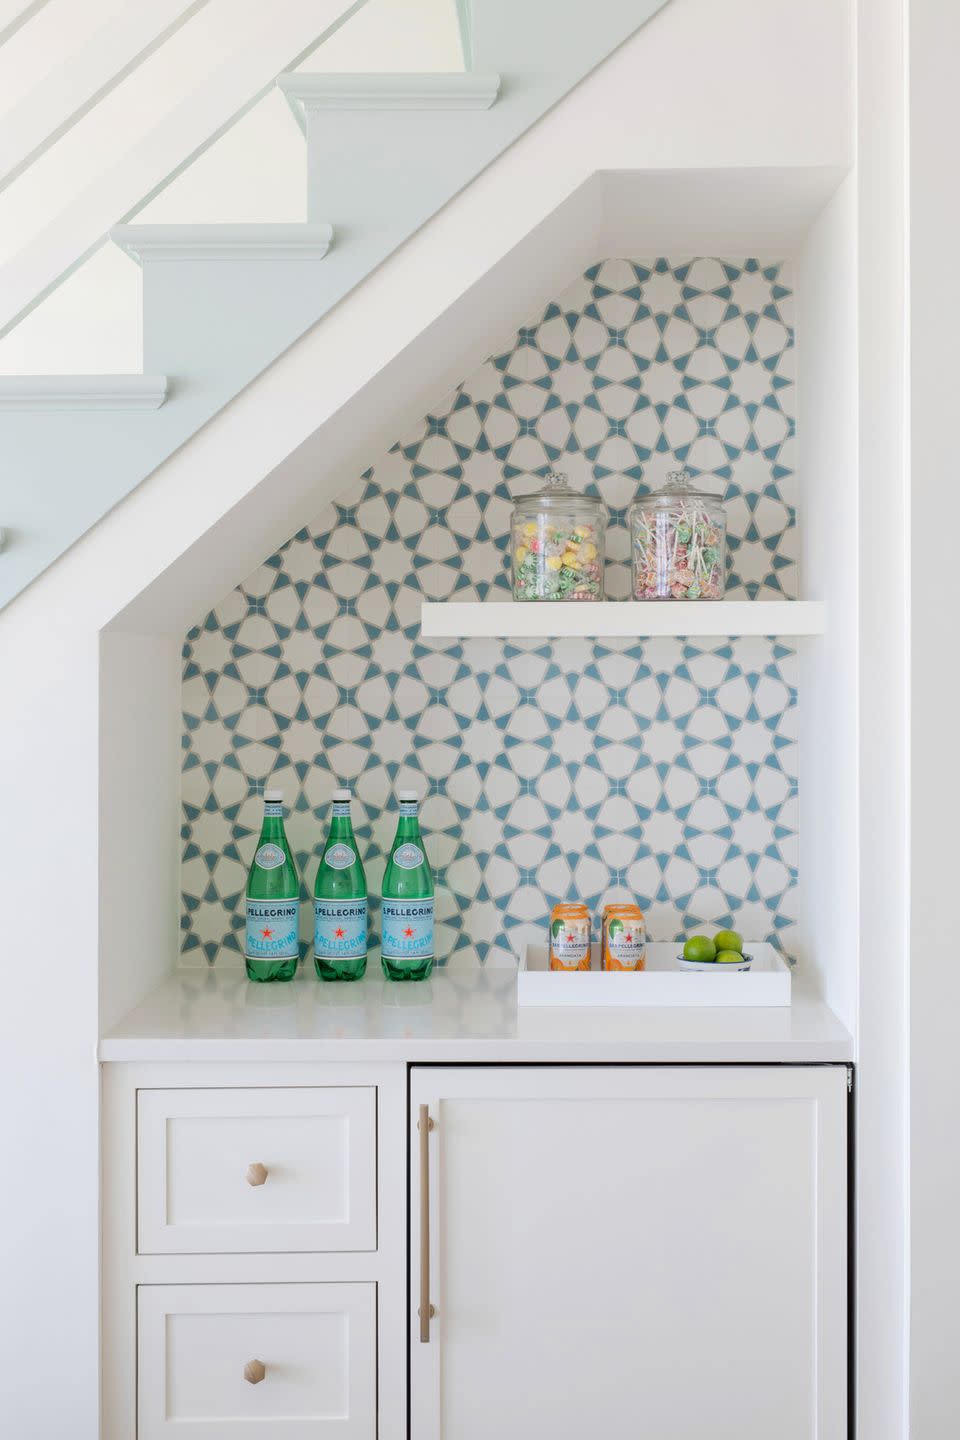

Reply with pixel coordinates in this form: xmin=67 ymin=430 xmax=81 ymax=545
xmin=313 ymin=788 xmax=368 ymax=981
xmin=244 ymin=788 xmax=300 ymax=982
xmin=380 ymin=790 xmax=434 ymax=981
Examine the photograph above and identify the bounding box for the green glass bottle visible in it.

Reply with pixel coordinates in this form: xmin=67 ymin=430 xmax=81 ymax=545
xmin=313 ymin=788 xmax=368 ymax=981
xmin=380 ymin=789 xmax=434 ymax=981
xmin=244 ymin=788 xmax=300 ymax=982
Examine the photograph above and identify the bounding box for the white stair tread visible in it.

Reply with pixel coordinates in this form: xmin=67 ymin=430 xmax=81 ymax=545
xmin=0 ymin=375 xmax=168 ymax=411
xmin=110 ymin=222 xmax=334 ymax=265
xmin=278 ymin=71 xmax=500 ymax=123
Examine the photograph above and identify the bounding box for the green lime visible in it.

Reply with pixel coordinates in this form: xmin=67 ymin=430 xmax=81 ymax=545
xmin=715 ymin=949 xmax=744 ymax=964
xmin=713 ymin=929 xmax=743 ymax=954
xmin=683 ymin=935 xmax=716 ymax=963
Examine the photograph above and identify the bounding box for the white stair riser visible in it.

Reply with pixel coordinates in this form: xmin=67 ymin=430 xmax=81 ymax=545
xmin=140 ymin=256 xmax=331 ymax=378
xmin=468 ymin=0 xmax=626 ymax=74
xmin=300 ymin=107 xmax=499 ymax=227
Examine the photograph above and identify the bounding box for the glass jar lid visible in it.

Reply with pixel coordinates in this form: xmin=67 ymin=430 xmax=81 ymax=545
xmin=512 ymin=471 xmax=607 ymax=520
xmin=640 ymin=467 xmax=723 ymax=506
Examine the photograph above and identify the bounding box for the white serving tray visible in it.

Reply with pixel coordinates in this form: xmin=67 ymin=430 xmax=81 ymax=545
xmin=518 ymin=942 xmax=792 ymax=1008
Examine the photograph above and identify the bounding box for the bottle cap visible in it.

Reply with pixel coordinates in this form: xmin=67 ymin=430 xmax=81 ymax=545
xmin=332 ymin=787 xmax=351 ymax=801
xmin=264 ymin=788 xmax=283 ymax=802
xmin=398 ymin=789 xmax=418 ymax=802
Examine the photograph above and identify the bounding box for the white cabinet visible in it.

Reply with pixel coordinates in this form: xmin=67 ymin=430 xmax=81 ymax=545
xmin=138 ymin=1282 xmax=376 ymax=1439
xmin=105 ymin=1059 xmax=847 ymax=1440
xmin=137 ymin=1086 xmax=377 ymax=1253
xmin=104 ymin=1064 xmax=408 ymax=1440
xmin=410 ymin=1065 xmax=847 ymax=1440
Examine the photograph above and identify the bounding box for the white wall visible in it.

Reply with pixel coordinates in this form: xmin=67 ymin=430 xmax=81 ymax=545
xmin=0 ymin=3 xmax=854 ymax=1434
xmin=796 ymin=177 xmax=859 ymax=1033
xmin=0 ymin=620 xmax=102 ymax=1438
xmin=909 ymin=1 xmax=960 ymax=1432
xmin=100 ymin=630 xmax=182 ymax=1032
xmin=0 ymin=0 xmax=122 ymax=112
xmin=856 ymin=0 xmax=910 ymax=1434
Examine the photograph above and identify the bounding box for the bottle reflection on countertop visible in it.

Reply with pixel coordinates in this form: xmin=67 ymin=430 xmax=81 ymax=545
xmin=380 ymin=972 xmax=435 ymax=1040
xmin=243 ymin=964 xmax=298 ymax=1037
xmin=313 ymin=971 xmax=371 ymax=1040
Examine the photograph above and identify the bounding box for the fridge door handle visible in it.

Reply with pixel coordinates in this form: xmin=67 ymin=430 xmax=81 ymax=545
xmin=418 ymin=1103 xmax=435 ymax=1342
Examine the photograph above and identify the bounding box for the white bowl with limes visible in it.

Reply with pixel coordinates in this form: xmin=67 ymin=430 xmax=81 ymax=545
xmin=678 ymin=953 xmax=753 ymax=972
xmin=677 ymin=931 xmax=752 ymax=972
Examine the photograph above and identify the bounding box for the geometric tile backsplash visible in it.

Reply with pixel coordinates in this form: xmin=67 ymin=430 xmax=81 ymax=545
xmin=181 ymin=257 xmax=799 ymax=967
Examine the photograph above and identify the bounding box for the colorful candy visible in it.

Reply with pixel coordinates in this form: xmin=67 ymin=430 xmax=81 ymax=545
xmin=512 ymin=517 xmax=603 ymax=601
xmin=511 ymin=472 xmax=606 ymax=601
xmin=629 ymin=470 xmax=727 ymax=601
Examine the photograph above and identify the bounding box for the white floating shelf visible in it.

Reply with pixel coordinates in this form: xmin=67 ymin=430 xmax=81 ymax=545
xmin=420 ymin=600 xmax=825 ymax=639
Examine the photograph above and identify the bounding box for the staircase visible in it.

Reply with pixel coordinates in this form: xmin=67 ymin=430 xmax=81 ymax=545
xmin=0 ymin=0 xmax=669 ymax=608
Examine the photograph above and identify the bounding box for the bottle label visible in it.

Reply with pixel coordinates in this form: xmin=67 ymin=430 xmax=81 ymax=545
xmin=332 ymin=801 xmax=351 ymax=818
xmin=255 ymin=843 xmax=286 ymax=870
xmin=550 ymin=914 xmax=590 ymax=968
xmin=393 ymin=842 xmax=424 ymax=870
xmin=606 ymin=918 xmax=646 ymax=970
xmin=314 ymin=898 xmax=367 ymax=960
xmin=264 ymin=801 xmax=283 ymax=818
xmin=325 ymin=842 xmax=357 ymax=870
xmin=246 ymin=899 xmax=299 ymax=960
xmin=381 ymin=899 xmax=434 ymax=960
xmin=399 ymin=801 xmax=418 ymax=818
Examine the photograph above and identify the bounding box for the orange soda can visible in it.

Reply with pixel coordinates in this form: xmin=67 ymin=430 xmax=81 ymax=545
xmin=595 ymin=910 xmax=627 ymax=967
xmin=550 ymin=903 xmax=591 ymax=970
xmin=600 ymin=902 xmax=634 ymax=944
xmin=600 ymin=901 xmax=627 ymax=932
xmin=602 ymin=903 xmax=646 ymax=971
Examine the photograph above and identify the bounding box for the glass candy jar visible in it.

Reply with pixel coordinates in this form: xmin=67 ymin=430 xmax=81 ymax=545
xmin=630 ymin=469 xmax=727 ymax=600
xmin=511 ymin=473 xmax=606 ymax=602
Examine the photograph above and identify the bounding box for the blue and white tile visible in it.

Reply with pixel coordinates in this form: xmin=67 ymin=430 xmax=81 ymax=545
xmin=181 ymin=256 xmax=801 ymax=965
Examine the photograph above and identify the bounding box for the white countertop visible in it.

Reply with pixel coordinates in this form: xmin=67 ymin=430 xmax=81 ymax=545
xmin=99 ymin=964 xmax=854 ymax=1064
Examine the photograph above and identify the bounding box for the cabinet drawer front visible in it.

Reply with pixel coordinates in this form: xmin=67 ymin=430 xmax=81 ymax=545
xmin=138 ymin=1282 xmax=375 ymax=1440
xmin=137 ymin=1088 xmax=376 ymax=1253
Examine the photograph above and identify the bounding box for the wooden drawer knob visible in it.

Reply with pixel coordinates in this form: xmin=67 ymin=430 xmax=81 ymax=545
xmin=244 ymin=1359 xmax=266 ymax=1385
xmin=246 ymin=1162 xmax=268 ymax=1187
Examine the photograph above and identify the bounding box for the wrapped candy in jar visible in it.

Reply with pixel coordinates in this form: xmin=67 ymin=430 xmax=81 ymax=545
xmin=629 ymin=469 xmax=727 ymax=600
xmin=511 ymin=472 xmax=606 ymax=602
